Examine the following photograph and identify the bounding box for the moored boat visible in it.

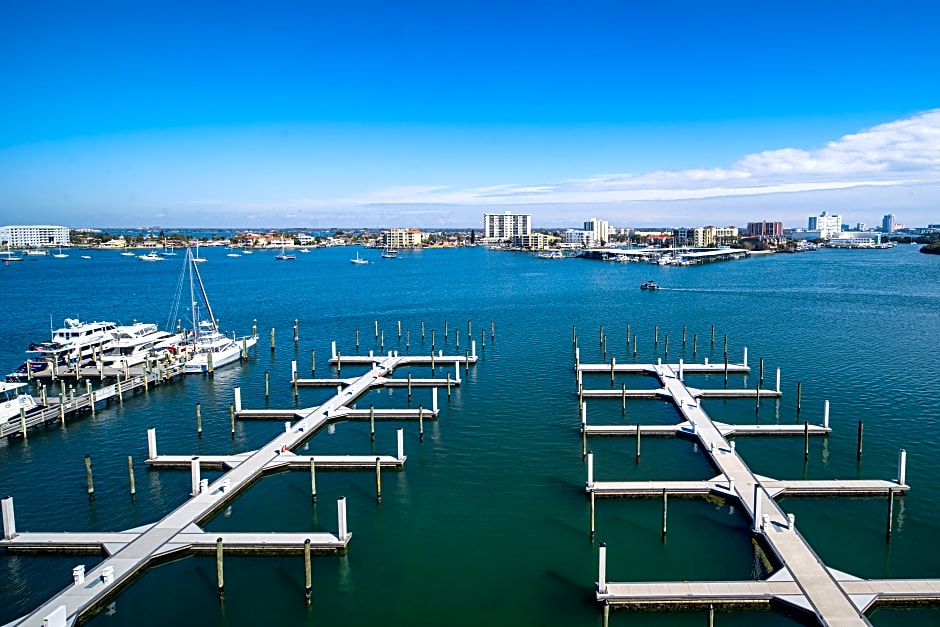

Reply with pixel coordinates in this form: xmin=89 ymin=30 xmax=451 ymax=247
xmin=0 ymin=382 xmax=37 ymax=423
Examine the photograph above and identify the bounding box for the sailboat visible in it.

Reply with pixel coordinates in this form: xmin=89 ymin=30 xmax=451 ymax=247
xmin=1 ymin=245 xmax=23 ymax=263
xmin=53 ymin=246 xmax=69 ymax=259
xmin=275 ymin=245 xmax=296 ymax=261
xmin=176 ymin=249 xmax=257 ymax=374
xmin=192 ymin=241 xmax=207 ymax=263
xmin=350 ymin=251 xmax=369 ymax=264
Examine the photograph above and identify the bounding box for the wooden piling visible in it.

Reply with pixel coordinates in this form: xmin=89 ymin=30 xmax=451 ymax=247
xmin=621 ymin=383 xmax=626 ymax=413
xmin=85 ymin=454 xmax=94 ymax=501
xmin=444 ymin=320 xmax=448 ymax=338
xmin=664 ymin=334 xmax=669 ymax=357
xmin=590 ymin=490 xmax=596 ymax=541
xmin=723 ymin=334 xmax=728 ymax=357
xmin=467 ymin=320 xmax=472 ymax=338
xmin=304 ymin=538 xmax=312 ymax=603
xmin=626 ymin=324 xmax=631 ymax=346
xmin=724 ymin=356 xmax=729 ymax=382
xmin=633 ymin=335 xmax=637 ymax=357
xmin=264 ymin=372 xmax=269 ymax=400
xmin=857 ymin=420 xmax=864 ymax=459
xmin=380 ymin=330 xmax=384 ymax=351
xmin=336 ymin=351 xmax=341 ymax=376
xmin=885 ymin=489 xmax=894 ymax=539
xmin=375 ymin=457 xmax=382 ymax=501
xmin=804 ymin=420 xmax=810 ymax=460
xmin=128 ymin=456 xmax=136 ymax=499
xmin=19 ymin=407 xmax=27 ymax=440
xmin=355 ymin=330 xmax=359 ymax=350
xmin=293 ymin=319 xmax=299 ymax=344
xmin=711 ymin=325 xmax=715 ymax=345
xmin=610 ymin=358 xmax=616 ymax=383
xmin=311 ymin=350 xmax=316 ymax=375
xmin=491 ymin=320 xmax=495 ymax=339
xmin=446 ymin=372 xmax=451 ymax=397
xmin=636 ymin=423 xmax=641 ymax=461
xmin=216 ymin=538 xmax=224 ymax=600
xmin=693 ymin=334 xmax=697 ymax=356
xmin=370 ymin=405 xmax=375 ymax=441
xmin=418 ymin=405 xmax=424 ymax=442
xmin=397 ymin=320 xmax=401 ymax=339
xmin=759 ymin=357 xmax=764 ymax=383
xmin=662 ymin=488 xmax=668 ymax=540
xmin=599 ymin=324 xmax=604 ymax=346
xmin=682 ymin=325 xmax=687 ymax=346
xmin=374 ymin=320 xmax=378 ymax=339
xmin=654 ymin=324 xmax=659 ymax=346
xmin=196 ymin=403 xmax=202 ymax=437
xmin=310 ymin=458 xmax=317 ymax=502
xmin=421 ymin=321 xmax=425 ymax=339
xmin=456 ymin=329 xmax=460 ymax=351
xmin=230 ymin=404 xmax=235 ymax=439
xmin=431 ymin=329 xmax=436 ymax=351
xmin=406 ymin=329 xmax=410 ymax=350
xmin=86 ymin=381 xmax=94 ymax=416
xmin=481 ymin=329 xmax=485 ymax=349
xmin=270 ymin=327 xmax=275 ymax=353
xmin=796 ymin=381 xmax=802 ymax=414
xmin=465 ymin=350 xmax=470 ymax=374
xmin=206 ymin=350 xmax=213 ymax=378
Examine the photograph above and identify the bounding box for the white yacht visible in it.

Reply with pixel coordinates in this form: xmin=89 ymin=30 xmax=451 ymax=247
xmin=25 ymin=319 xmax=118 ymax=374
xmin=0 ymin=382 xmax=37 ymax=423
xmin=138 ymin=252 xmax=164 ymax=261
xmin=175 ymin=249 xmax=257 ymax=374
xmin=102 ymin=323 xmax=183 ymax=370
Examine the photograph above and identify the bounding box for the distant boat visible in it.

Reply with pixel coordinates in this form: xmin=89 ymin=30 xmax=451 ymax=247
xmin=120 ymin=251 xmax=136 ymax=257
xmin=192 ymin=242 xmax=207 ymax=263
xmin=640 ymin=280 xmax=660 ymax=290
xmin=23 ymin=249 xmax=48 ymax=256
xmin=241 ymin=250 xmax=253 ymax=255
xmin=1 ymin=246 xmax=23 ymax=263
xmin=53 ymin=246 xmax=69 ymax=259
xmin=299 ymin=248 xmax=311 ymax=253
xmin=381 ymin=247 xmax=399 ymax=259
xmin=138 ymin=252 xmax=165 ymax=262
xmin=275 ymin=245 xmax=296 ymax=261
xmin=226 ymin=253 xmax=241 ymax=258
xmin=537 ymin=251 xmax=565 ymax=259
xmin=81 ymin=255 xmax=91 ymax=259
xmin=350 ymin=251 xmax=369 ymax=264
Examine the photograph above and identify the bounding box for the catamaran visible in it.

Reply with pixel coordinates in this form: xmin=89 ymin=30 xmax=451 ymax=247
xmin=175 ymin=249 xmax=257 ymax=374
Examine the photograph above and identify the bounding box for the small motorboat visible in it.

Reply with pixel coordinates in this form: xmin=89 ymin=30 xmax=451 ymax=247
xmin=640 ymin=280 xmax=660 ymax=290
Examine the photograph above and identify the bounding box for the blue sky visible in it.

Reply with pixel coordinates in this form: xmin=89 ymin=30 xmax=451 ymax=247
xmin=1 ymin=0 xmax=939 ymax=229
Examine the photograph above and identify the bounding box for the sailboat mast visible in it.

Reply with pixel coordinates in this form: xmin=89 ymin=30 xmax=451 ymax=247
xmin=190 ymin=250 xmax=216 ymax=328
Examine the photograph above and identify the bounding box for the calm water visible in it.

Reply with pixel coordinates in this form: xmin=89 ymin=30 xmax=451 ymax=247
xmin=0 ymin=245 xmax=938 ymax=626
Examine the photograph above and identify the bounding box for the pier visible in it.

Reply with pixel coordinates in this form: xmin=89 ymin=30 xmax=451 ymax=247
xmin=578 ymin=351 xmax=938 ymax=625
xmin=1 ymin=364 xmax=186 ymax=440
xmin=0 ymin=347 xmax=476 ymax=627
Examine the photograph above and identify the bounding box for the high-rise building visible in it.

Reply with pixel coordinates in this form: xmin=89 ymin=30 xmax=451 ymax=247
xmin=583 ymin=217 xmax=610 ymax=246
xmin=0 ymin=225 xmax=70 ymax=247
xmin=483 ymin=211 xmax=531 ymax=240
xmin=807 ymin=212 xmax=842 ymax=239
xmin=882 ymin=214 xmax=896 ymax=233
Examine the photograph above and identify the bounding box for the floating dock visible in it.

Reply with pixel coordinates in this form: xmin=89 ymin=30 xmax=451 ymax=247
xmin=577 ymin=350 xmax=939 ymax=625
xmin=0 ymin=348 xmax=475 ymax=627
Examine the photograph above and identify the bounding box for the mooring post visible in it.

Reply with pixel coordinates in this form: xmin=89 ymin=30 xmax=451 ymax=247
xmin=742 ymin=346 xmax=748 ymax=368
xmin=857 ymin=420 xmax=864 ymax=459
xmin=431 ymin=329 xmax=435 ymax=351
xmin=397 ymin=428 xmax=404 ymax=461
xmin=418 ymin=405 xmax=424 ymax=442
xmin=206 ymin=350 xmax=213 ymax=378
xmin=797 ymin=381 xmax=802 ymax=414
xmin=368 ymin=404 xmax=375 ymax=441
xmin=678 ymin=359 xmax=684 ymax=381
xmin=444 ymin=320 xmax=448 ymax=338
xmin=380 ymin=329 xmax=385 ymax=351
xmin=621 ymin=383 xmax=627 ymax=413
xmin=375 ymin=457 xmax=382 ymax=501
xmin=432 ymin=387 xmax=439 ymax=413
xmin=759 ymin=357 xmax=764 ymax=384
xmin=337 ymin=496 xmax=349 ymax=540
xmin=191 ymin=456 xmax=201 ymax=496
xmin=586 ymin=451 xmax=594 ymax=488
xmin=292 ymin=360 xmax=299 ymax=395
xmin=599 ymin=324 xmax=604 ymax=346
xmin=654 ymin=324 xmax=659 ymax=346
xmin=633 ymin=335 xmax=637 ymax=357
xmin=216 ymin=538 xmax=224 ymax=600
xmin=234 ymin=388 xmax=241 ymax=414
xmin=270 ymin=327 xmax=275 ymax=353
xmin=230 ymin=404 xmax=235 ymax=439
xmin=374 ymin=320 xmax=378 ymax=339
xmin=804 ymin=421 xmax=810 ymax=460
xmin=823 ymin=400 xmax=830 ymax=429
xmin=421 ymin=321 xmax=425 ymax=339
xmin=724 ymin=356 xmax=729 ymax=383
xmin=147 ymin=427 xmax=157 ymax=459
xmin=886 ymin=489 xmax=895 ymax=539
xmin=897 ymin=448 xmax=907 ymax=485
xmin=481 ymin=329 xmax=485 ymax=350
xmin=311 ymin=350 xmax=316 ymax=375
xmin=86 ymin=380 xmax=94 ymax=416
xmin=406 ymin=329 xmax=410 ymax=351
xmin=590 ymin=490 xmax=596 ymax=541
xmin=446 ymin=372 xmax=451 ymax=397
xmin=116 ymin=375 xmax=123 ymax=404
xmin=664 ymin=334 xmax=668 ymax=357
xmin=335 ymin=352 xmax=341 ymax=377
xmin=753 ymin=484 xmax=762 ymax=533
xmin=455 ymin=329 xmax=460 ymax=351
xmin=661 ymin=488 xmax=668 ymax=540
xmin=709 ymin=604 xmax=715 ymax=627
xmin=597 ymin=542 xmax=607 ymax=594
xmin=2 ymin=497 xmax=16 ymax=540
xmin=471 ymin=341 xmax=476 ymax=360
xmin=304 ymin=538 xmax=312 ymax=603
xmin=19 ymin=406 xmax=27 ymax=440
xmin=610 ymin=357 xmax=616 ymax=383
xmin=693 ymin=333 xmax=697 ymax=356
xmin=636 ymin=423 xmax=641 ymax=461
xmin=310 ymin=458 xmax=317 ymax=502
xmin=293 ymin=319 xmax=299 ymax=344
xmin=491 ymin=320 xmax=495 ymax=339
xmin=84 ymin=454 xmax=95 ymax=501
xmin=264 ymin=371 xmax=270 ymax=400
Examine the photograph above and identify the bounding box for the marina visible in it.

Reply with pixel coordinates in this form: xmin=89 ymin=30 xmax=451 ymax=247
xmin=0 ymin=245 xmax=937 ymax=626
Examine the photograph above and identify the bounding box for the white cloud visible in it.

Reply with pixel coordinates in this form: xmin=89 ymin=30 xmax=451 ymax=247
xmin=329 ymin=108 xmax=940 ymax=208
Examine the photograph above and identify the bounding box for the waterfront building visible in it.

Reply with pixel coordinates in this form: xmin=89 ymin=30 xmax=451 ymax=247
xmin=828 ymin=232 xmax=885 ymax=248
xmin=0 ymin=224 xmax=70 ymax=248
xmin=808 ymin=212 xmax=842 ymax=239
xmin=483 ymin=211 xmax=531 ymax=241
xmin=382 ymin=228 xmax=426 ymax=249
xmin=583 ymin=217 xmax=610 ymax=246
xmin=564 ymin=229 xmax=594 ymax=248
xmin=882 ymin=213 xmax=897 ymax=233
xmin=745 ymin=221 xmax=783 ymax=238
xmin=693 ymin=226 xmax=739 ymax=247
xmin=512 ymin=232 xmax=551 ymax=250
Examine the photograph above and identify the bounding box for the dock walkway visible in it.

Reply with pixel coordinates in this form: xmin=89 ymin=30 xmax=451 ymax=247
xmin=1 ymin=349 xmax=474 ymax=627
xmin=581 ymin=359 xmax=931 ymax=625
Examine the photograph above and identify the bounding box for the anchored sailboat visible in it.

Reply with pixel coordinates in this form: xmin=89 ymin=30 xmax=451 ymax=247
xmin=173 ymin=249 xmax=257 ymax=374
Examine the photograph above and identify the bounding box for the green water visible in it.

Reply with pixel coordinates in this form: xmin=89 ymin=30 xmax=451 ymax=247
xmin=0 ymin=245 xmax=937 ymax=625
